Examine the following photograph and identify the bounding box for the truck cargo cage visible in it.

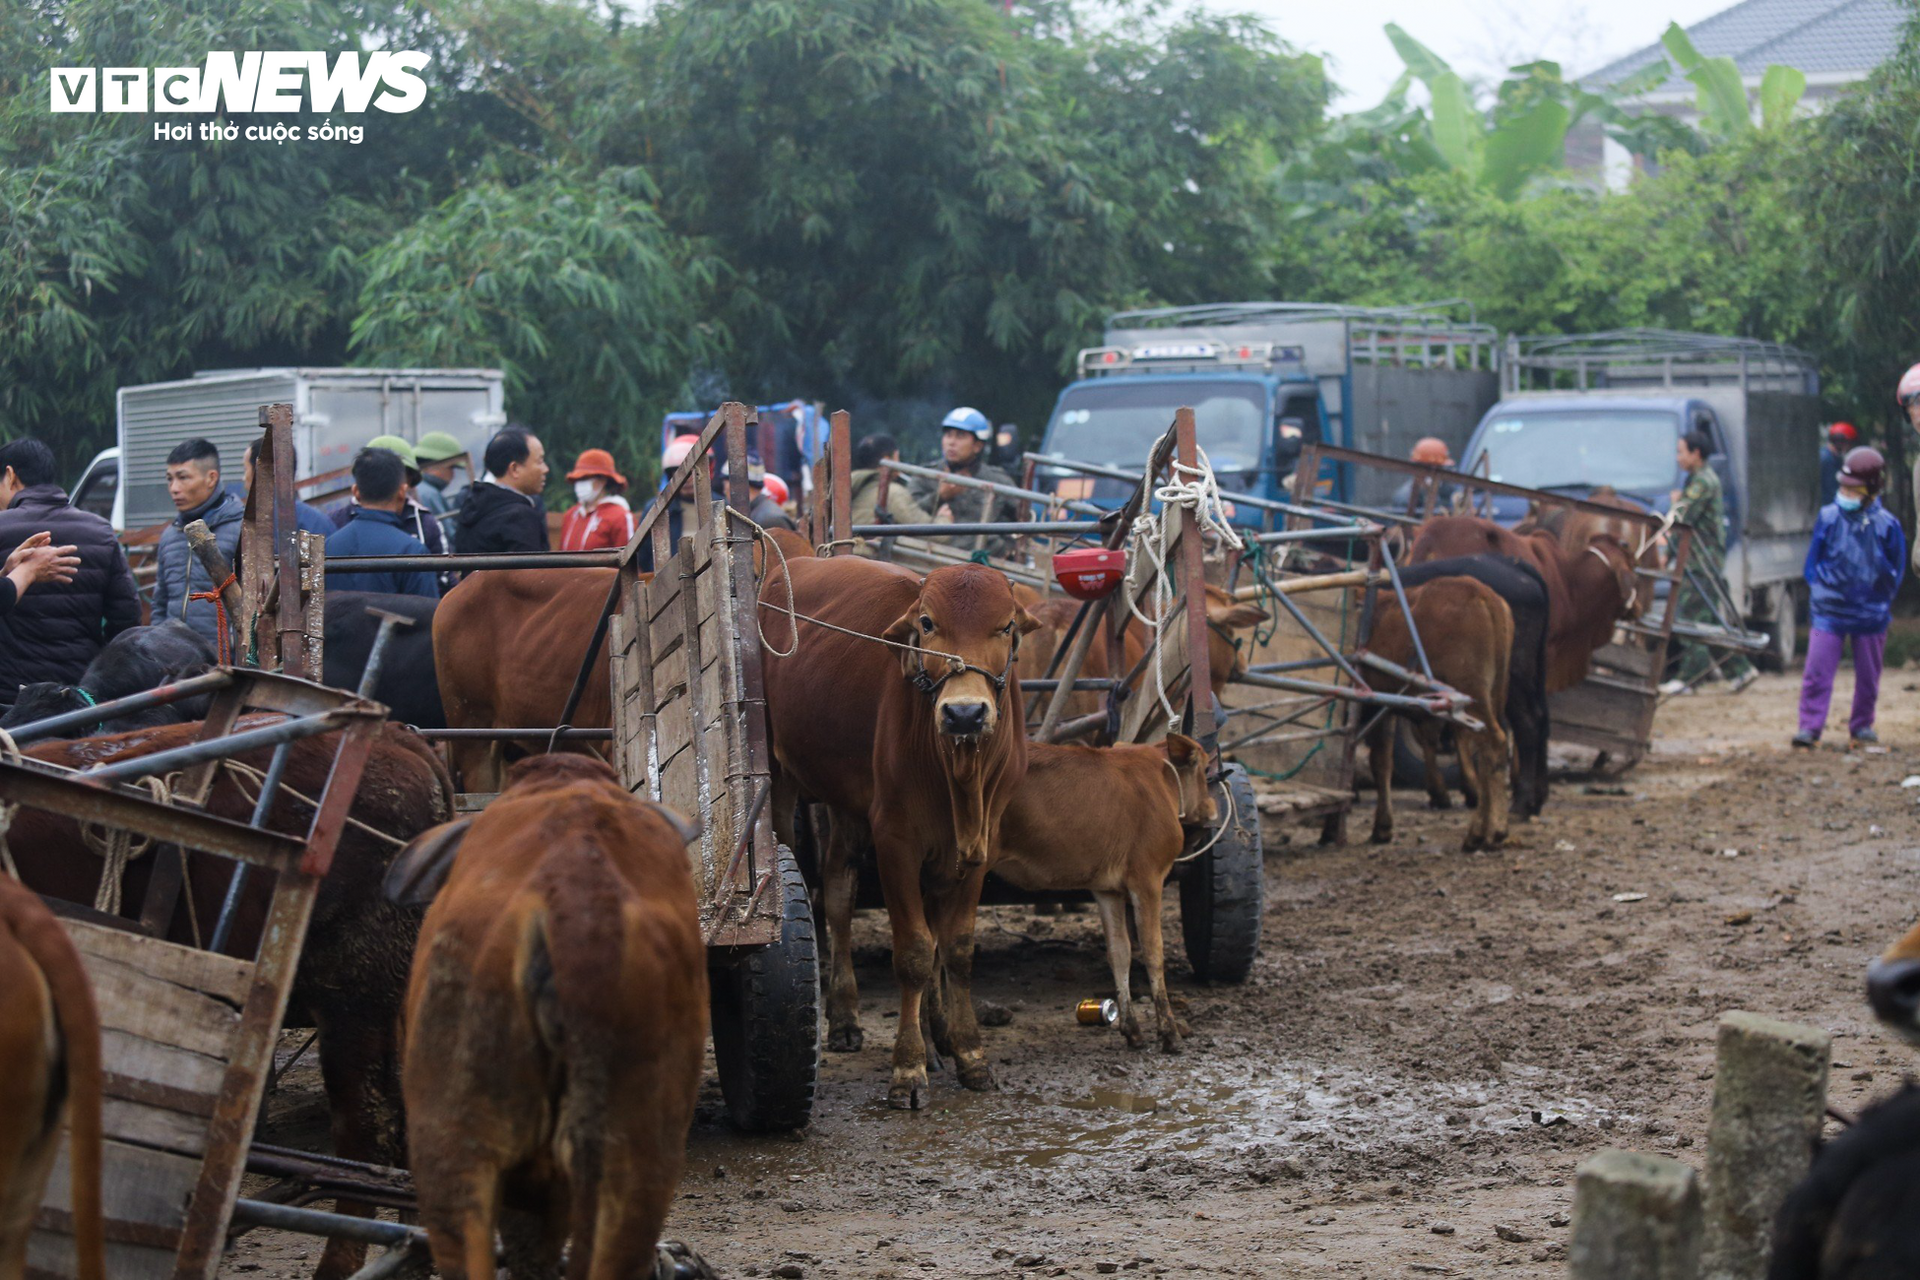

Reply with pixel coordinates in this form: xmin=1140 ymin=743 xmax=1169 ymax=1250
xmin=1501 ymin=329 xmax=1820 ymax=395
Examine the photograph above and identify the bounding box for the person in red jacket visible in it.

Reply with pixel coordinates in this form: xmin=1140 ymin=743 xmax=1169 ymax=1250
xmin=559 ymin=448 xmax=635 ymax=552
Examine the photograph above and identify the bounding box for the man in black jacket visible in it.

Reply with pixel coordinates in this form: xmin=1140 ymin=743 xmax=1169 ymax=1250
xmin=455 ymin=426 xmax=550 ymax=554
xmin=0 ymin=437 xmax=142 ymax=710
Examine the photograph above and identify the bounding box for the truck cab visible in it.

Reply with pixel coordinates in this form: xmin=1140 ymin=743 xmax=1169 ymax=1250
xmin=1033 ymin=303 xmax=1498 ymax=523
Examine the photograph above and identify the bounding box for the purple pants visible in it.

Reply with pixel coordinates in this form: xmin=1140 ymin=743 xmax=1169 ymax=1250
xmin=1798 ymin=628 xmax=1886 ymax=739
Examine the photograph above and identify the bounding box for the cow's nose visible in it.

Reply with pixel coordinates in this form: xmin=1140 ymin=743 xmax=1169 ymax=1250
xmin=1867 ymin=957 xmax=1920 ymax=1027
xmin=939 ymin=701 xmax=989 ymax=737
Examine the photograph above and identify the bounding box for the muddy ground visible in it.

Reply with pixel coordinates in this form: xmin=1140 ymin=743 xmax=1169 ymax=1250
xmin=225 ymin=670 xmax=1920 ymax=1278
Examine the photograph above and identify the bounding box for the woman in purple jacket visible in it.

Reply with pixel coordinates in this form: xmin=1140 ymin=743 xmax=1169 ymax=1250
xmin=1794 ymin=447 xmax=1906 ymax=748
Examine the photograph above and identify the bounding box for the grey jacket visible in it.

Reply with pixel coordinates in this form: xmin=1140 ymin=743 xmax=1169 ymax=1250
xmin=151 ymin=490 xmax=246 ymax=649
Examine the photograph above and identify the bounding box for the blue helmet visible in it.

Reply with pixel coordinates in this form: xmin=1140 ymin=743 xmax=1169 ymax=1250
xmin=941 ymin=406 xmax=992 ymax=441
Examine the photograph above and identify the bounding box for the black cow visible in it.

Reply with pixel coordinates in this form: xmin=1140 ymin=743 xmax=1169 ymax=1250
xmin=323 ymin=591 xmax=445 ymax=728
xmin=1769 ymin=1084 xmax=1920 ymax=1279
xmin=0 ymin=621 xmax=217 ymax=734
xmin=1391 ymin=555 xmax=1551 ymax=819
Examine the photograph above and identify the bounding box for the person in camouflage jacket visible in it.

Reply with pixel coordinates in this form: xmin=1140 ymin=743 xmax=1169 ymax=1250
xmin=1667 ymin=429 xmax=1756 ymax=692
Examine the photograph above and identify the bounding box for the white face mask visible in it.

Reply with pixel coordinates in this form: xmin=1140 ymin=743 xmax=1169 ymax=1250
xmin=573 ymin=478 xmax=602 ymax=505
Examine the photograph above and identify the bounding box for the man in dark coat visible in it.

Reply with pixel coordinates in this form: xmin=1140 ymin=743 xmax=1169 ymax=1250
xmin=0 ymin=437 xmax=141 ymax=709
xmin=150 ymin=438 xmax=246 ymax=651
xmin=454 ymin=426 xmax=549 ymax=554
xmin=325 ymin=449 xmax=439 ymax=598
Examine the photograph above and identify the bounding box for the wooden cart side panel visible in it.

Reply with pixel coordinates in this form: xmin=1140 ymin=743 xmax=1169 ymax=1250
xmin=28 ymin=1137 xmax=199 ymax=1279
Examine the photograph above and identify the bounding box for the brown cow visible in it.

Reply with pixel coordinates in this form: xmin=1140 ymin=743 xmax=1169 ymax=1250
xmin=8 ymin=720 xmax=451 ymax=1280
xmin=1408 ymin=516 xmax=1638 ymax=693
xmin=762 ymin=556 xmax=1037 ymax=1108
xmin=1016 ymin=587 xmax=1268 ymax=730
xmin=387 ymin=755 xmax=709 ymax=1280
xmin=0 ymin=876 xmax=103 ymax=1280
xmin=990 ymin=735 xmax=1214 ymax=1052
xmin=1364 ymin=577 xmax=1514 ymax=851
xmin=433 ymin=568 xmax=618 ymax=791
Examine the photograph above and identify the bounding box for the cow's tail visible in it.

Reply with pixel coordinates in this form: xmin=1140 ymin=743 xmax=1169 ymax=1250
xmin=13 ymin=903 xmax=105 ymax=1280
xmin=524 ymin=857 xmax=626 ymax=1280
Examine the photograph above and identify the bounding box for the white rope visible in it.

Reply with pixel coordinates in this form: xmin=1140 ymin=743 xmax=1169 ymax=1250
xmin=1126 ymin=445 xmax=1244 ymax=733
xmin=82 ymin=775 xmax=172 ymax=916
xmin=1171 ymin=763 xmax=1236 ymax=865
xmin=0 ymin=726 xmax=18 ymax=881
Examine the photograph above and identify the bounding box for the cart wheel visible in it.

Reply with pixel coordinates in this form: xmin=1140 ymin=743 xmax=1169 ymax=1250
xmin=710 ymin=847 xmax=820 ymax=1132
xmin=1758 ymin=582 xmax=1802 ymax=673
xmin=1179 ymin=763 xmax=1263 ymax=984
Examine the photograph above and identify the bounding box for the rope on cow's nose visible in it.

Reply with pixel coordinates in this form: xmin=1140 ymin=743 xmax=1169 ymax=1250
xmin=1128 ymin=444 xmax=1244 ymax=734
xmin=1170 ymin=757 xmax=1236 ymax=865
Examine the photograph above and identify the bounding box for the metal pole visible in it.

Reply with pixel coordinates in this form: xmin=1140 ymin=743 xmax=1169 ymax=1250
xmin=1377 ymin=537 xmax=1432 ymax=682
xmin=3 ymin=671 xmax=235 ymax=746
xmin=326 ymin=550 xmax=623 ymax=573
xmin=878 ymin=457 xmax=1108 ymax=516
xmin=355 ymin=609 xmax=414 ymax=698
xmin=554 ymin=574 xmax=624 ymax=736
xmin=411 ymin=727 xmax=614 ymax=741
xmin=82 ymin=710 xmax=351 ymax=783
xmin=209 ymin=739 xmax=294 ymax=953
xmin=229 ymin=1199 xmax=428 ymax=1250
xmin=852 ymin=520 xmax=1103 ymax=539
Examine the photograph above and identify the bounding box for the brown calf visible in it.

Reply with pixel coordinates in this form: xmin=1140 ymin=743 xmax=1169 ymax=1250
xmin=389 ymin=754 xmax=708 ymax=1280
xmin=1867 ymin=919 xmax=1920 ymax=1046
xmin=990 ymin=735 xmax=1215 ymax=1052
xmin=0 ymin=877 xmax=103 ymax=1280
xmin=1364 ymin=577 xmax=1514 ymax=851
xmin=762 ymin=556 xmax=1037 ymax=1108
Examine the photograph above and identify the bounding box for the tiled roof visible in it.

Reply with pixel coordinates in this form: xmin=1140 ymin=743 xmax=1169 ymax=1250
xmin=1583 ymin=0 xmax=1905 ymax=91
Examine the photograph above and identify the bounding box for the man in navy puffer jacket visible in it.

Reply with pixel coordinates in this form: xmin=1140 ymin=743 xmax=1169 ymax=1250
xmin=151 ymin=438 xmax=245 ymax=653
xmin=0 ymin=438 xmax=141 ymax=710
xmin=1795 ymin=446 xmax=1905 ymax=748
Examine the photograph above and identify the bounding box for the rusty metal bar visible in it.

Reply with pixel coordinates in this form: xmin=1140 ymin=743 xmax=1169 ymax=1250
xmin=411 ymin=727 xmax=614 ymax=741
xmin=854 ymin=520 xmax=1102 ymax=539
xmin=327 ymin=550 xmax=621 ymax=573
xmin=268 ymin=405 xmax=306 ymax=679
xmin=1174 ymin=407 xmax=1216 ymax=748
xmin=878 ymin=457 xmax=1107 ymax=516
xmin=82 ymin=710 xmax=353 ymax=783
xmin=229 ymin=1199 xmax=426 ymax=1250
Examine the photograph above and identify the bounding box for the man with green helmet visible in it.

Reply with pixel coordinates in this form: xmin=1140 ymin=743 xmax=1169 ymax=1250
xmin=412 ymin=431 xmax=467 ymax=518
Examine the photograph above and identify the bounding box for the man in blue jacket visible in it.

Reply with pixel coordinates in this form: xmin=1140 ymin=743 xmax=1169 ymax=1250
xmin=325 ymin=449 xmax=440 ymax=599
xmin=151 ymin=438 xmax=245 ymax=650
xmin=1794 ymin=446 xmax=1905 ymax=748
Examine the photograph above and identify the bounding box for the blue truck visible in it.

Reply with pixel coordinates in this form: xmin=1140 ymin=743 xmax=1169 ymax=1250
xmin=1032 ymin=302 xmax=1500 ymax=517
xmin=1459 ymin=330 xmax=1821 ymax=668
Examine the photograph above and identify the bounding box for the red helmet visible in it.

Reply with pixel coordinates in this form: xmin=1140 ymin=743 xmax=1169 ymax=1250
xmin=1828 ymin=421 xmax=1858 ymax=443
xmin=1840 ymin=446 xmax=1886 ymax=495
xmin=1410 ymin=437 xmax=1452 ymax=467
xmin=1899 ymin=365 xmax=1920 ymax=406
xmin=761 ymin=473 xmax=790 ymax=506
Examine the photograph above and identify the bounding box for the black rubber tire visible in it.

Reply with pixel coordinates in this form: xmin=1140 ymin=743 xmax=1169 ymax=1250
xmin=1179 ymin=763 xmax=1264 ymax=984
xmin=1757 ymin=582 xmax=1802 ymax=673
xmin=1390 ymin=722 xmax=1464 ymax=792
xmin=710 ymin=847 xmax=820 ymax=1132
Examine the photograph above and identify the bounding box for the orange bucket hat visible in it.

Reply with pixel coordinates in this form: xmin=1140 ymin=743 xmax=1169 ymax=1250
xmin=566 ymin=447 xmax=627 ymax=486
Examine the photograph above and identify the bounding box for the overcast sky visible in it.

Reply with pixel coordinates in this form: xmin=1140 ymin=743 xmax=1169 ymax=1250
xmin=1202 ymin=0 xmax=1732 ymax=107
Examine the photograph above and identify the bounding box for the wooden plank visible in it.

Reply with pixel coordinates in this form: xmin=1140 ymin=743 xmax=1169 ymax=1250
xmin=98 ymin=1029 xmax=228 ymax=1099
xmin=1120 ymin=619 xmax=1190 ymax=746
xmin=1591 ymin=641 xmax=1659 ymax=680
xmin=84 ymin=951 xmax=243 ymax=1061
xmin=27 ymin=1232 xmax=178 ymax=1280
xmin=37 ymin=1136 xmax=196 ymax=1232
xmin=100 ymin=1097 xmax=208 ymax=1157
xmin=63 ymin=920 xmax=252 ymax=1006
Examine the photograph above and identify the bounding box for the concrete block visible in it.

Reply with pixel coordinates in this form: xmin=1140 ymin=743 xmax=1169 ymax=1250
xmin=1569 ymin=1149 xmax=1702 ymax=1280
xmin=1701 ymin=1011 xmax=1830 ymax=1280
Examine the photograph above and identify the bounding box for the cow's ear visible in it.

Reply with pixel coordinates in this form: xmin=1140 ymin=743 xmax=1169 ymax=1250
xmin=383 ymin=818 xmax=472 ymax=908
xmin=1207 ymin=601 xmax=1269 ymax=629
xmin=882 ymin=606 xmax=919 ymax=647
xmin=1164 ymin=732 xmax=1201 ymax=765
xmin=650 ymin=803 xmax=701 ymax=847
xmin=1013 ymin=606 xmax=1042 ymax=636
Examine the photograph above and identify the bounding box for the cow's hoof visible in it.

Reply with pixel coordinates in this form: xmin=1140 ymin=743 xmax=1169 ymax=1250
xmin=1488 ymin=830 xmax=1509 ymax=849
xmin=657 ymin=1240 xmax=720 ymax=1280
xmin=1462 ymin=832 xmax=1486 ymax=853
xmin=1158 ymin=1032 xmax=1184 ymax=1055
xmin=957 ymin=1055 xmax=996 ymax=1092
xmin=826 ymin=1025 xmax=864 ymax=1053
xmin=1426 ymin=793 xmax=1452 ymax=811
xmin=1122 ymin=1027 xmax=1149 ymax=1051
xmin=888 ymin=1070 xmax=927 ymax=1110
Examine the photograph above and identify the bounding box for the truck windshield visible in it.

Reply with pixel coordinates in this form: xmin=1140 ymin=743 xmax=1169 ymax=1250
xmin=1046 ymin=381 xmax=1266 ymax=474
xmin=1469 ymin=410 xmax=1679 ymax=492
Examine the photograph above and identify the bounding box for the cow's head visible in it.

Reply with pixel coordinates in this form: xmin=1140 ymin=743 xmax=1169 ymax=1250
xmin=1 ymin=683 xmax=93 ymax=731
xmin=1868 ymin=920 xmax=1920 ymax=1047
xmin=1588 ymin=535 xmax=1644 ymax=621
xmin=1163 ymin=733 xmax=1217 ymax=828
xmin=883 ymin=565 xmax=1039 ymax=743
xmin=1202 ymin=588 xmax=1270 ymax=688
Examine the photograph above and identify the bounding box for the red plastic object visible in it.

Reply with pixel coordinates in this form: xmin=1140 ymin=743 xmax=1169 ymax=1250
xmin=1053 ymin=547 xmax=1127 ymax=600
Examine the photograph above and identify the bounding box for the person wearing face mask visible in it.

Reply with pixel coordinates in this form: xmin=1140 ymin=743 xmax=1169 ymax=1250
xmin=559 ymin=449 xmax=634 ymax=552
xmin=1793 ymin=446 xmax=1904 ymax=749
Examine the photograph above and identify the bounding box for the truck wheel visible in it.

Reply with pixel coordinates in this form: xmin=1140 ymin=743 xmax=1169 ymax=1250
xmin=1178 ymin=763 xmax=1263 ymax=984
xmin=1758 ymin=583 xmax=1801 ymax=673
xmin=710 ymin=847 xmax=820 ymax=1132
xmin=1390 ymin=721 xmax=1464 ymax=795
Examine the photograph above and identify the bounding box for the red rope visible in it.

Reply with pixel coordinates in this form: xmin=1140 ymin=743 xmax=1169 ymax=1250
xmin=189 ymin=573 xmax=237 ymax=665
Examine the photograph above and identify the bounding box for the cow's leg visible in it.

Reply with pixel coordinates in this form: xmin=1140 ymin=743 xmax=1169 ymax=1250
xmin=312 ymin=1008 xmax=408 ymax=1280
xmin=873 ymin=835 xmax=935 ymax=1109
xmin=821 ymin=811 xmax=866 ymax=1053
xmin=1416 ymin=723 xmax=1451 ymax=809
xmin=1486 ymin=725 xmax=1512 ymax=849
xmin=1459 ymin=730 xmax=1491 ymax=852
xmin=1368 ymin=717 xmax=1394 ymax=844
xmin=415 ymin=1163 xmax=502 ymax=1280
xmin=929 ymin=866 xmax=994 ymax=1091
xmin=1092 ymin=890 xmax=1144 ymax=1049
xmin=1127 ymin=879 xmax=1182 ymax=1053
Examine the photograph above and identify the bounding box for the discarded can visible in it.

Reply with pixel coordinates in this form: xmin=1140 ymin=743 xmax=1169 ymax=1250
xmin=1076 ymin=998 xmax=1119 ymax=1027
